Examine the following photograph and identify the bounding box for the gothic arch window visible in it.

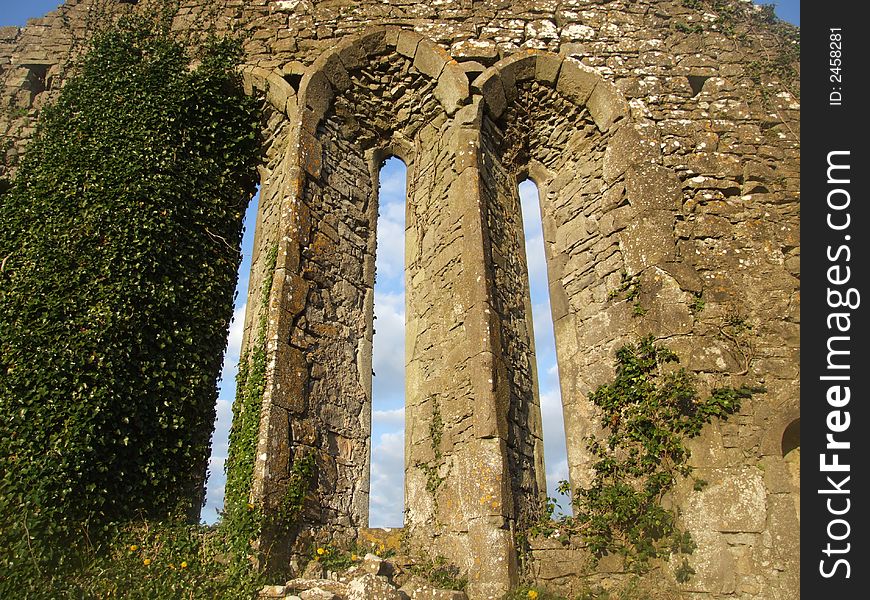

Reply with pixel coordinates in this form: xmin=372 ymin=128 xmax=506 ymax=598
xmin=245 ymin=30 xmax=473 ymax=550
xmin=474 ymin=52 xmax=688 ymax=527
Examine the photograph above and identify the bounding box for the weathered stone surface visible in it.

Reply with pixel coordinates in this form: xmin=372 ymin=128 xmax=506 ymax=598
xmin=396 ymin=30 xmax=423 ymax=59
xmin=413 ymin=40 xmax=449 ymax=79
xmin=451 ymin=39 xmax=499 ymax=62
xmin=534 ymin=52 xmax=562 ymax=84
xmin=299 ymin=589 xmax=340 ymax=600
xmin=555 ymin=58 xmax=598 ymax=105
xmin=625 ymin=163 xmax=682 ymax=211
xmin=434 ymin=64 xmax=469 ymax=116
xmin=266 ymin=71 xmax=296 ymax=115
xmin=259 ymin=585 xmax=288 ymax=599
xmin=602 ymin=123 xmax=660 ymax=182
xmin=286 ymin=578 xmax=347 ymax=596
xmin=346 ymin=574 xmax=402 ymax=600
xmin=400 ymin=582 xmax=468 ymax=600
xmin=619 ymin=210 xmax=676 ymax=272
xmin=301 ymin=69 xmax=334 ymax=119
xmin=472 ymin=70 xmax=506 ymax=118
xmin=360 ymin=553 xmax=395 ymax=578
xmin=586 ymin=80 xmax=628 ymax=132
xmin=2 ymin=2 xmax=800 ymax=599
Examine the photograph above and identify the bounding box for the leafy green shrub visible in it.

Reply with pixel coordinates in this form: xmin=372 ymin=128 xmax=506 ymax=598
xmin=0 ymin=13 xmax=261 ymax=591
xmin=531 ymin=337 xmax=762 ymax=576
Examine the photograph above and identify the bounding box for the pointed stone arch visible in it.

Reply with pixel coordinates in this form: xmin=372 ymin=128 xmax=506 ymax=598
xmin=244 ymin=31 xmax=536 ymax=595
xmin=472 ymin=51 xmax=683 ymax=500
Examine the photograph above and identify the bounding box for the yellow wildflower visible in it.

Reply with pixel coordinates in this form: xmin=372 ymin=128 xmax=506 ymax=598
xmin=316 ymin=547 xmax=325 ymax=555
xmin=143 ymin=558 xmax=151 ymax=566
xmin=527 ymin=591 xmax=538 ymax=600
xmin=351 ymin=553 xmax=359 ymax=562
xmin=129 ymin=544 xmax=138 ymax=552
xmin=181 ymin=561 xmax=188 ymax=569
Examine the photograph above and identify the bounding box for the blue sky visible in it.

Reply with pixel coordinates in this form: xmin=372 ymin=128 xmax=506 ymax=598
xmin=2 ymin=0 xmax=800 ymax=526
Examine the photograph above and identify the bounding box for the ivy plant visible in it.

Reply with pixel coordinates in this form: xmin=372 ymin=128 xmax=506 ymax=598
xmin=0 ymin=13 xmax=261 ymax=592
xmin=540 ymin=337 xmax=762 ymax=574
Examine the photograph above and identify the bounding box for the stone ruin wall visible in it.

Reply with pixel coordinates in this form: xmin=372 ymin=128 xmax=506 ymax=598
xmin=0 ymin=1 xmax=800 ymax=599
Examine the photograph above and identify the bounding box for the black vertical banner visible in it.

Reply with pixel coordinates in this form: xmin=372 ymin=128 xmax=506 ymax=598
xmin=802 ymin=3 xmax=868 ymax=597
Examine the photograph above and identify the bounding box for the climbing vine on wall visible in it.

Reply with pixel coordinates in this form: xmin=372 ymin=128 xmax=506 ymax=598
xmin=0 ymin=12 xmax=261 ymax=589
xmin=535 ymin=337 xmax=762 ymax=575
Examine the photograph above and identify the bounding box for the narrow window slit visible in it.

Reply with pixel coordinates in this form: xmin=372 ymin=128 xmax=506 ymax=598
xmin=518 ymin=178 xmax=572 ymax=516
xmin=203 ymin=186 xmax=260 ymax=523
xmin=369 ymin=157 xmax=407 ymax=528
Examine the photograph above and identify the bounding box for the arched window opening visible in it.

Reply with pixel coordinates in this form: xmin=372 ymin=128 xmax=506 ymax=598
xmin=781 ymin=418 xmax=800 ymax=457
xmin=369 ymin=156 xmax=407 ymax=528
xmin=203 ymin=187 xmax=260 ymax=524
xmin=518 ymin=178 xmax=572 ymax=516
xmin=781 ymin=417 xmax=800 ymax=517
xmin=782 ymin=417 xmax=800 ymax=487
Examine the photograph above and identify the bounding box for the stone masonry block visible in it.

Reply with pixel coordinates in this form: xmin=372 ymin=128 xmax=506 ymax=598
xmin=468 ymin=351 xmax=499 ymax=440
xmin=453 ymin=128 xmax=480 ymax=171
xmin=659 ymin=261 xmax=704 ymax=293
xmin=451 ymin=38 xmax=500 ymax=62
xmin=472 ymin=70 xmax=507 ymax=119
xmin=255 ymin=402 xmax=292 ymax=491
xmin=346 ymin=574 xmax=401 ymax=600
xmin=619 ymin=209 xmax=676 ymax=272
xmin=241 ymin=65 xmax=270 ymax=96
xmin=466 ymin=516 xmax=517 ymax=599
xmin=266 ymin=71 xmax=295 ymax=115
xmin=686 ymin=467 xmax=768 ymax=534
xmin=314 ymin=52 xmax=351 ymax=93
xmin=603 ymin=124 xmax=661 ymax=183
xmin=383 ymin=26 xmax=401 ymax=48
xmin=586 ymin=80 xmax=629 ymax=132
xmin=455 ymin=96 xmax=483 ymax=127
xmin=301 ymin=69 xmax=333 ymax=120
xmin=625 ymin=163 xmax=682 ymax=211
xmin=535 ymin=52 xmax=562 ymax=84
xmin=435 ymin=63 xmax=469 ymax=116
xmin=355 ymin=27 xmax=387 ymax=57
xmin=331 ymin=36 xmax=366 ymax=71
xmin=414 ymin=39 xmax=450 ymax=80
xmin=298 ymin=128 xmax=322 ymax=178
xmin=459 ymin=60 xmax=486 ymax=80
xmin=270 ymin=345 xmax=309 ymax=414
xmin=396 ymin=30 xmax=423 ymax=59
xmin=555 ymin=58 xmax=598 ymax=106
xmin=497 ymin=50 xmax=539 ymax=84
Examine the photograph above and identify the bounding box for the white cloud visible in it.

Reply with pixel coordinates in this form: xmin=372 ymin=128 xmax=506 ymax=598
xmin=372 ymin=290 xmax=405 ymax=404
xmin=373 ymin=407 xmax=405 ymax=428
xmin=369 ymin=430 xmax=405 ymax=527
xmin=219 ymin=303 xmax=247 ymax=394
xmin=376 ymin=159 xmax=407 ymax=283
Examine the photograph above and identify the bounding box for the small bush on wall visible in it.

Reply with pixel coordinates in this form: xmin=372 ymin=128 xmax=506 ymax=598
xmin=0 ymin=11 xmax=261 ymax=589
